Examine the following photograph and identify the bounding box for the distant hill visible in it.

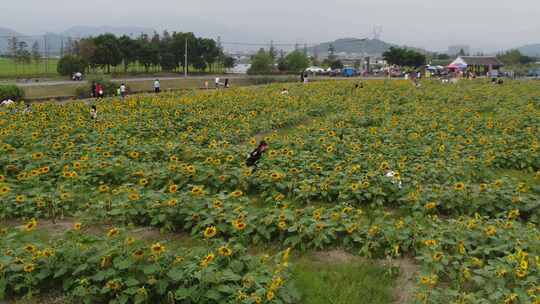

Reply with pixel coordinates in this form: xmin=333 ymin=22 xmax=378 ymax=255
xmin=0 ymin=26 xmax=157 ymax=56
xmin=62 ymin=26 xmax=156 ymax=38
xmin=309 ymin=38 xmax=429 ymax=57
xmin=517 ymin=44 xmax=540 ymax=57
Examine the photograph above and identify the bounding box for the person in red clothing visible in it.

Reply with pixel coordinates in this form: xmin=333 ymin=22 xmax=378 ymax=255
xmin=95 ymin=83 xmax=104 ymax=99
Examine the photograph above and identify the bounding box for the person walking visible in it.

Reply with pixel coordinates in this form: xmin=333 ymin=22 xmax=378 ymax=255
xmin=224 ymin=78 xmax=229 ymax=88
xmin=246 ymin=141 xmax=269 ymax=173
xmin=90 ymin=105 xmax=97 ymax=120
xmin=96 ymin=83 xmax=104 ymax=99
xmin=120 ymin=83 xmax=127 ymax=99
xmin=215 ymin=77 xmax=220 ymax=89
xmin=153 ymin=79 xmax=161 ymax=93
xmin=91 ymin=81 xmax=97 ymax=98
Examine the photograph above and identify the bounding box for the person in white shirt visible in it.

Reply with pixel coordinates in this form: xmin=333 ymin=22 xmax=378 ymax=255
xmin=0 ymin=99 xmax=14 ymax=106
xmin=281 ymin=88 xmax=289 ymax=95
xmin=153 ymin=79 xmax=161 ymax=93
xmin=119 ymin=83 xmax=127 ymax=99
xmin=90 ymin=105 xmax=97 ymax=120
xmin=215 ymin=77 xmax=220 ymax=89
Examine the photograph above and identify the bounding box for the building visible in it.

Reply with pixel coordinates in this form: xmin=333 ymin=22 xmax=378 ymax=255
xmin=449 ymin=56 xmax=503 ymax=74
xmin=448 ymin=45 xmax=471 ymax=56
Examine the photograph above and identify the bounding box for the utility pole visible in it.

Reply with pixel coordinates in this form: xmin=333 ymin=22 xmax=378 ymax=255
xmin=184 ymin=36 xmax=188 ymax=78
xmin=44 ymin=36 xmax=48 ymax=74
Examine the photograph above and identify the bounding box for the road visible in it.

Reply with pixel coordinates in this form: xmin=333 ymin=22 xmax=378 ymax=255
xmin=12 ymin=75 xmax=252 ymax=87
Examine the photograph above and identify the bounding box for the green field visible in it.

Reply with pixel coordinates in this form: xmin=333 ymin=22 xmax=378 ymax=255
xmin=0 ymin=57 xmax=226 ymax=79
xmin=0 ymin=57 xmax=59 ymax=78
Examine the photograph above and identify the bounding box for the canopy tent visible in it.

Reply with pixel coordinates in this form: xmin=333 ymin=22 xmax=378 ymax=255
xmin=448 ymin=62 xmax=467 ymax=69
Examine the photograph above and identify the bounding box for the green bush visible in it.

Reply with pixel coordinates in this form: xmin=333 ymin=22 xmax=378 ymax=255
xmin=0 ymin=85 xmax=24 ymax=101
xmin=57 ymin=55 xmax=88 ymax=76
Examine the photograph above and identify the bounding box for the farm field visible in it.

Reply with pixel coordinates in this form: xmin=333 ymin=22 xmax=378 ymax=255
xmin=0 ymin=80 xmax=539 ymax=303
xmin=0 ymin=58 xmax=59 ymax=78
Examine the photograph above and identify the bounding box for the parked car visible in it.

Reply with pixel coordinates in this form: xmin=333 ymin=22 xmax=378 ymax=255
xmin=342 ymin=67 xmax=357 ymax=77
xmin=527 ymin=69 xmax=540 ymax=77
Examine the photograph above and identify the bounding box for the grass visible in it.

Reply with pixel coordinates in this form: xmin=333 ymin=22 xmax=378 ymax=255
xmin=292 ymin=255 xmax=397 ymax=304
xmin=0 ymin=57 xmax=59 ymax=78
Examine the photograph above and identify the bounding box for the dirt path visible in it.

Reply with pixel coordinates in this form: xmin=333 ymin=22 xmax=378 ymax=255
xmin=312 ymin=249 xmax=418 ymax=304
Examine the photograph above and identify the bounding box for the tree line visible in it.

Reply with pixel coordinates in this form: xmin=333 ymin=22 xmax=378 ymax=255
xmin=247 ymin=44 xmax=344 ymax=75
xmin=57 ymin=32 xmax=235 ymax=76
xmin=5 ymin=37 xmax=42 ymax=65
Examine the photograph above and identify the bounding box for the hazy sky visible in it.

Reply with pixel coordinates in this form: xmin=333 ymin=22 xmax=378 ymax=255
xmin=3 ymin=0 xmax=540 ymax=52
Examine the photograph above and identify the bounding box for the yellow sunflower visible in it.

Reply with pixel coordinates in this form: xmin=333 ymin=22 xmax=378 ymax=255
xmin=204 ymin=226 xmax=217 ymax=238
xmin=150 ymin=243 xmax=166 ymax=255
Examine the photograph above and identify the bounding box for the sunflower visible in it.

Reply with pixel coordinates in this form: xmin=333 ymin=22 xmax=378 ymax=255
xmin=350 ymin=183 xmax=359 ymax=192
xmin=169 ymin=155 xmax=178 ymax=162
xmin=233 ymin=219 xmax=246 ymax=231
xmin=169 ymin=184 xmax=178 ymax=193
xmin=167 ymin=199 xmax=178 ymax=207
xmin=508 ymin=209 xmax=520 ymax=220
xmin=424 ymin=202 xmax=437 ymax=210
xmin=39 ymin=166 xmax=50 ymax=174
xmin=138 ymin=178 xmax=149 ymax=186
xmin=0 ymin=186 xmax=11 ymax=196
xmin=24 ymin=244 xmax=37 ymax=253
xmin=326 ymin=146 xmax=334 ymax=153
xmin=454 ymin=182 xmax=465 ymax=191
xmin=231 ymin=190 xmax=243 ymax=198
xmin=212 ymin=200 xmax=223 ymax=209
xmin=128 ymin=192 xmax=140 ymax=201
xmin=150 ymin=242 xmax=166 ymax=255
xmin=73 ymin=222 xmax=82 ymax=230
xmin=25 ymin=219 xmax=37 ymax=231
xmin=105 ymin=280 xmax=122 ymax=290
xmin=15 ymin=195 xmax=25 ymax=203
xmin=107 ymin=228 xmax=119 ymax=238
xmin=129 ymin=151 xmax=140 ymax=158
xmin=204 ymin=226 xmax=217 ymax=238
xmin=278 ymin=221 xmax=287 ymax=231
xmin=32 ymin=152 xmax=44 ymax=160
xmin=200 ymin=253 xmax=215 ymax=267
xmin=423 ymin=239 xmax=438 ymax=247
xmin=379 ymin=161 xmax=390 ymax=171
xmin=432 ymin=252 xmax=443 ymax=262
xmin=479 ymin=183 xmax=488 ymax=192
xmin=515 ymin=269 xmax=527 ymax=278
xmin=132 ymin=249 xmax=144 ymax=261
xmin=218 ymin=246 xmax=232 ymax=257
xmin=0 ymin=175 xmax=4 ymax=182
xmin=484 ymin=225 xmax=497 ymax=237
xmin=266 ymin=291 xmax=275 ymax=301
xmin=23 ymin=263 xmax=35 ymax=273
xmin=191 ymin=186 xmax=204 ymax=196
xmin=98 ymin=185 xmax=109 ymax=193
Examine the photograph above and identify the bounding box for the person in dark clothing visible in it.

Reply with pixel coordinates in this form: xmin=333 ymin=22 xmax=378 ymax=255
xmin=224 ymin=78 xmax=229 ymax=88
xmin=91 ymin=81 xmax=97 ymax=98
xmin=90 ymin=105 xmax=97 ymax=120
xmin=246 ymin=141 xmax=269 ymax=172
xmin=300 ymin=72 xmax=305 ymax=83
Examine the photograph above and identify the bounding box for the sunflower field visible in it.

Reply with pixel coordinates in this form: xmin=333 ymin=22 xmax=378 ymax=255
xmin=1 ymin=80 xmax=539 ymax=303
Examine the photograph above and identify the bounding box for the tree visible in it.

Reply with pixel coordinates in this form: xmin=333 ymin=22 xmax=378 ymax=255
xmin=458 ymin=48 xmax=466 ymax=56
xmin=118 ymin=35 xmax=139 ymax=72
xmin=284 ymin=50 xmax=310 ymax=73
xmin=57 ymin=55 xmax=88 ymax=76
xmin=497 ymin=49 xmax=534 ymax=66
xmin=328 ymin=43 xmax=336 ymax=61
xmin=248 ymin=49 xmax=274 ymax=75
xmin=8 ymin=37 xmax=18 ymax=58
xmin=16 ymin=41 xmax=31 ymax=64
xmin=330 ymin=60 xmax=344 ymax=70
xmin=277 ymin=51 xmax=287 ymax=72
xmin=223 ymin=56 xmax=236 ymax=69
xmin=92 ymin=34 xmax=122 ymax=73
xmin=383 ymin=47 xmax=426 ymax=68
xmin=137 ymin=35 xmax=159 ymax=73
xmin=31 ymin=41 xmax=41 ymax=64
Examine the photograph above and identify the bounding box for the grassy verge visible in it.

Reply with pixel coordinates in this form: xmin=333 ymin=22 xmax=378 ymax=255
xmin=292 ymin=254 xmax=397 ymax=304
